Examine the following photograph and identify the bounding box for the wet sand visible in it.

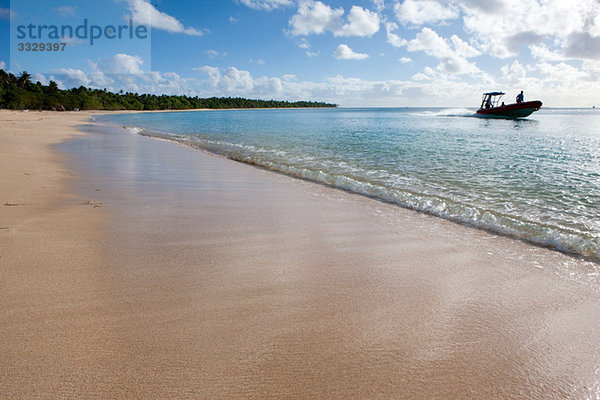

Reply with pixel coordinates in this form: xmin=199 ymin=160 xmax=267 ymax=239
xmin=2 ymin=110 xmax=600 ymax=399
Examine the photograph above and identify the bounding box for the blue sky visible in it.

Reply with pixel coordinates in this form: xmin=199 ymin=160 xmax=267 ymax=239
xmin=1 ymin=0 xmax=599 ymax=106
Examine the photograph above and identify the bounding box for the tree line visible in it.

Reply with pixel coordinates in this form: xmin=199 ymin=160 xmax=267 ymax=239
xmin=0 ymin=70 xmax=337 ymax=111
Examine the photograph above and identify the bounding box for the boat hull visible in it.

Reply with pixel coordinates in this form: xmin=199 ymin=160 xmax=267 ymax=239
xmin=476 ymin=100 xmax=542 ymax=118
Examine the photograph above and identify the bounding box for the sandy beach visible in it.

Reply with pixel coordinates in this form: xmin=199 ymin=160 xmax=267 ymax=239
xmin=2 ymin=110 xmax=600 ymax=399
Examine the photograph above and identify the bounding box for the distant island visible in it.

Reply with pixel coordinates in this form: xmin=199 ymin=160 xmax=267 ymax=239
xmin=0 ymin=70 xmax=337 ymax=111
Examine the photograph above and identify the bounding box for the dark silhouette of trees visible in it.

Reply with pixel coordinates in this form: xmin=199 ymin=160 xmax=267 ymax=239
xmin=0 ymin=69 xmax=337 ymax=111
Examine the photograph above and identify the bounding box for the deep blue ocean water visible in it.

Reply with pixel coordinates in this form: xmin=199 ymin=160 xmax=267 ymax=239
xmin=98 ymin=108 xmax=600 ymax=261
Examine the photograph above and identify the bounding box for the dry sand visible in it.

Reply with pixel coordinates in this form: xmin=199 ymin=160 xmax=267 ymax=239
xmin=2 ymin=110 xmax=600 ymax=399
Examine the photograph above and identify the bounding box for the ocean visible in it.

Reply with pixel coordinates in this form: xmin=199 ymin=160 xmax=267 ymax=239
xmin=98 ymin=107 xmax=600 ymax=262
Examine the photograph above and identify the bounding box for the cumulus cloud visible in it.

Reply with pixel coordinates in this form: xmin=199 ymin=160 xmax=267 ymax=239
xmin=450 ymin=34 xmax=481 ymax=58
xmin=195 ymin=65 xmax=307 ymax=99
xmin=24 ymin=55 xmax=483 ymax=106
xmin=53 ymin=68 xmax=93 ymax=87
xmin=460 ymin=0 xmax=600 ymax=59
xmin=394 ymin=0 xmax=458 ymax=25
xmin=399 ymin=56 xmax=413 ymax=63
xmin=289 ymin=1 xmax=380 ymax=37
xmin=564 ymin=32 xmax=600 ymax=60
xmin=407 ymin=27 xmax=480 ymax=74
xmin=385 ymin=22 xmax=407 ymax=47
xmin=97 ymin=54 xmax=145 ymax=75
xmin=31 ymin=73 xmax=49 ymax=85
xmin=501 ymin=60 xmax=527 ymax=85
xmin=238 ymin=0 xmax=293 ymax=10
xmin=530 ymin=44 xmax=566 ymax=61
xmin=49 ymin=55 xmax=146 ymax=93
xmin=201 ymin=66 xmax=255 ymax=92
xmin=125 ymin=0 xmax=204 ymax=36
xmin=289 ymin=1 xmax=344 ymax=35
xmin=193 ymin=65 xmax=433 ymax=105
xmin=334 ymin=44 xmax=369 ymax=60
xmin=335 ymin=6 xmax=380 ymax=37
xmin=47 ymin=55 xmax=194 ymax=95
xmin=457 ymin=0 xmax=504 ymax=14
xmin=534 ymin=62 xmax=588 ymax=82
xmin=372 ymin=0 xmax=385 ymax=12
xmin=504 ymin=31 xmax=544 ymax=54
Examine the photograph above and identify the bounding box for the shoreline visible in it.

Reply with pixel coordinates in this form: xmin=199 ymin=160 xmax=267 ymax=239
xmin=98 ymin=111 xmax=599 ymax=264
xmin=2 ymin=110 xmax=600 ymax=398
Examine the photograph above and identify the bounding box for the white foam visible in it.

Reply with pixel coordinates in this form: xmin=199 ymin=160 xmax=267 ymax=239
xmin=125 ymin=126 xmax=143 ymax=135
xmin=434 ymin=108 xmax=478 ymax=117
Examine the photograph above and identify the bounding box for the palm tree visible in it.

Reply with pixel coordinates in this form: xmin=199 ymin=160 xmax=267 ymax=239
xmin=17 ymin=71 xmax=31 ymax=88
xmin=48 ymin=81 xmax=59 ymax=94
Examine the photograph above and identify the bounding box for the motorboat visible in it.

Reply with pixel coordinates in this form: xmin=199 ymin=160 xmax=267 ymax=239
xmin=476 ymin=92 xmax=542 ymax=118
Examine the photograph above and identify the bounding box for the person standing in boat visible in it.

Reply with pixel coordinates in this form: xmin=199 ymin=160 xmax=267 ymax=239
xmin=485 ymin=96 xmax=493 ymax=108
xmin=516 ymin=91 xmax=524 ymax=103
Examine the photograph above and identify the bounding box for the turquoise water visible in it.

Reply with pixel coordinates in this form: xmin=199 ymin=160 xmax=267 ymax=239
xmin=98 ymin=108 xmax=600 ymax=261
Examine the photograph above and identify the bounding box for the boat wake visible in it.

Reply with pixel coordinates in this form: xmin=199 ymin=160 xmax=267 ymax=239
xmin=434 ymin=108 xmax=478 ymax=117
xmin=414 ymin=108 xmax=477 ymax=117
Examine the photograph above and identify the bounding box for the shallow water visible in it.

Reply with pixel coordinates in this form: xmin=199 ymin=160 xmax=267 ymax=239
xmin=98 ymin=108 xmax=600 ymax=262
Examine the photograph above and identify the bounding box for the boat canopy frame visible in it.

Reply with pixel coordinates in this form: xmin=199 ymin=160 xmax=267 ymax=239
xmin=480 ymin=92 xmax=506 ymax=109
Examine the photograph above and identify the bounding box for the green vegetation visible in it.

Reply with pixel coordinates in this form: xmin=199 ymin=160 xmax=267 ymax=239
xmin=0 ymin=69 xmax=337 ymax=111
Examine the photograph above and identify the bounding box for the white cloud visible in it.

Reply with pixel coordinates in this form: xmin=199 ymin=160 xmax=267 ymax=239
xmin=306 ymin=50 xmax=320 ymax=57
xmin=31 ymin=73 xmax=49 ymax=85
xmin=211 ymin=67 xmax=254 ymax=91
xmin=407 ymin=27 xmax=480 ymax=74
xmin=407 ymin=28 xmax=480 ymax=60
xmin=334 ymin=44 xmax=369 ymax=60
xmin=460 ymin=0 xmax=600 ymax=59
xmin=399 ymin=56 xmax=412 ymax=63
xmin=450 ymin=35 xmax=481 ymax=58
xmin=195 ymin=66 xmax=220 ymax=81
xmin=385 ymin=22 xmax=407 ymax=47
xmin=205 ymin=49 xmax=228 ymax=59
xmin=31 ymin=53 xmax=598 ymax=107
xmin=530 ymin=44 xmax=566 ymax=62
xmin=48 ymin=55 xmax=193 ymax=95
xmin=335 ymin=6 xmax=380 ymax=37
xmin=195 ymin=65 xmax=419 ymax=105
xmin=534 ymin=62 xmax=587 ymax=83
xmin=125 ymin=0 xmax=204 ymax=36
xmin=0 ymin=60 xmax=6 ymax=70
xmin=501 ymin=60 xmax=527 ymax=85
xmin=56 ymin=6 xmax=76 ymax=18
xmin=372 ymin=0 xmax=385 ymax=13
xmin=394 ymin=0 xmax=458 ymax=26
xmin=238 ymin=0 xmax=293 ymax=10
xmin=289 ymin=1 xmax=344 ymax=36
xmin=289 ymin=1 xmax=379 ymax=37
xmin=98 ymin=54 xmax=145 ymax=75
xmin=53 ymin=68 xmax=92 ymax=87
xmin=299 ymin=38 xmax=311 ymax=49
xmin=196 ymin=66 xmax=294 ymax=98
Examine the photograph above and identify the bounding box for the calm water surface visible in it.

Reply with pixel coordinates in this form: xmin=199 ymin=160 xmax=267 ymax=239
xmin=98 ymin=108 xmax=600 ymax=262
